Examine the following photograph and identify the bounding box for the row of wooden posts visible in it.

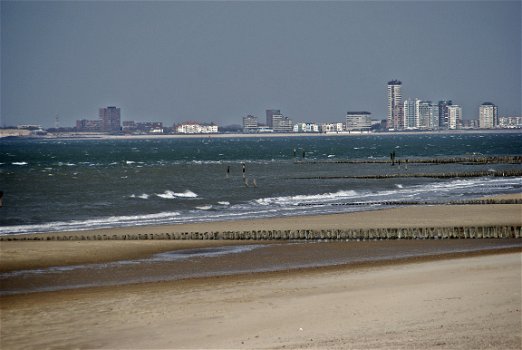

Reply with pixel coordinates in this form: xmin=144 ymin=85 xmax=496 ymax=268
xmin=295 ymin=155 xmax=522 ymax=165
xmin=2 ymin=225 xmax=521 ymax=241
xmin=292 ymin=169 xmax=522 ymax=180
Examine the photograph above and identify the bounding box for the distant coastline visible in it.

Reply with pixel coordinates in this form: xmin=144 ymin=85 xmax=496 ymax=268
xmin=1 ymin=128 xmax=521 ymax=140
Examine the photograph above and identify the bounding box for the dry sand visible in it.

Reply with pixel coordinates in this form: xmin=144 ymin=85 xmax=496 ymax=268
xmin=1 ymin=252 xmax=520 ymax=349
xmin=1 ymin=197 xmax=521 ymax=349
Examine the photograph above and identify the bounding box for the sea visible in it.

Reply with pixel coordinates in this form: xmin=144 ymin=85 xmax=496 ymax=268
xmin=1 ymin=132 xmax=521 ymax=236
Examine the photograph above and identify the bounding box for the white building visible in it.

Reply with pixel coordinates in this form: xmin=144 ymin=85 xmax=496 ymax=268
xmin=321 ymin=123 xmax=344 ymax=133
xmin=479 ymin=102 xmax=498 ymax=129
xmin=176 ymin=123 xmax=218 ymax=134
xmin=498 ymin=116 xmax=522 ymax=129
xmin=447 ymin=105 xmax=462 ymax=129
xmin=416 ymin=100 xmax=433 ymax=129
xmin=403 ymin=99 xmax=417 ymax=129
xmin=293 ymin=123 xmax=320 ymax=133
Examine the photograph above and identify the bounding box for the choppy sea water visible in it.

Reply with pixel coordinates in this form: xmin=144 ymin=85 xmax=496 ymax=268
xmin=1 ymin=133 xmax=521 ymax=235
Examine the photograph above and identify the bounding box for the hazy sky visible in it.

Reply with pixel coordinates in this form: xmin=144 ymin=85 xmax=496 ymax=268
xmin=1 ymin=0 xmax=520 ymax=128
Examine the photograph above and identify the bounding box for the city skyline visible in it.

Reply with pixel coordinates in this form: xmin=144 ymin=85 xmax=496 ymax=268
xmin=2 ymin=1 xmax=520 ymax=128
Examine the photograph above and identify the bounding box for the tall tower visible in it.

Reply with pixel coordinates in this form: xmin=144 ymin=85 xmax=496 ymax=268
xmin=479 ymin=102 xmax=498 ymax=129
xmin=99 ymin=106 xmax=121 ymax=132
xmin=387 ymin=80 xmax=402 ymax=130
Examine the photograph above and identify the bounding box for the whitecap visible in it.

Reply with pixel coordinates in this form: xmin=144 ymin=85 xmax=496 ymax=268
xmin=156 ymin=190 xmax=177 ymax=199
xmin=218 ymin=201 xmax=230 ymax=206
xmin=255 ymin=190 xmax=358 ymax=206
xmin=12 ymin=162 xmax=28 ymax=166
xmin=131 ymin=193 xmax=149 ymax=200
xmin=156 ymin=190 xmax=198 ymax=199
xmin=196 ymin=205 xmax=213 ymax=210
xmin=0 ymin=211 xmax=181 ymax=235
xmin=174 ymin=190 xmax=198 ymax=198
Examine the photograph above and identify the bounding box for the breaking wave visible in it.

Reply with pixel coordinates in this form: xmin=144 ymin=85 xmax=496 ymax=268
xmin=0 ymin=211 xmax=181 ymax=235
xmin=156 ymin=190 xmax=198 ymax=199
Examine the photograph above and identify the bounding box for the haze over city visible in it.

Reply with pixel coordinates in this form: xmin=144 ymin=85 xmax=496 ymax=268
xmin=1 ymin=0 xmax=521 ymax=128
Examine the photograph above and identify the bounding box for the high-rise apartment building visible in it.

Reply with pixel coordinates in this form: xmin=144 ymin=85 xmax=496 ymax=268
xmin=403 ymin=99 xmax=416 ymax=129
xmin=387 ymin=80 xmax=402 ymax=130
xmin=429 ymin=104 xmax=439 ymax=129
xmin=479 ymin=102 xmax=498 ymax=129
xmin=417 ymin=100 xmax=433 ymax=129
xmin=447 ymin=105 xmax=462 ymax=129
xmin=99 ymin=106 xmax=121 ymax=132
xmin=437 ymin=100 xmax=452 ymax=129
xmin=266 ymin=109 xmax=281 ymax=128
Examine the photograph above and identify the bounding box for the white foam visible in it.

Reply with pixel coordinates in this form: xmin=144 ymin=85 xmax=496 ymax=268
xmin=218 ymin=201 xmax=230 ymax=206
xmin=156 ymin=190 xmax=198 ymax=199
xmin=0 ymin=211 xmax=181 ymax=235
xmin=130 ymin=193 xmax=150 ymax=200
xmin=196 ymin=205 xmax=213 ymax=210
xmin=12 ymin=162 xmax=28 ymax=166
xmin=255 ymin=190 xmax=358 ymax=206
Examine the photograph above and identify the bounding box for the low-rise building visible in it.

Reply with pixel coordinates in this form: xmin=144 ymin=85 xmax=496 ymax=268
xmin=346 ymin=111 xmax=372 ymax=131
xmin=242 ymin=115 xmax=258 ymax=133
xmin=293 ymin=122 xmax=320 ymax=133
xmin=321 ymin=123 xmax=344 ymax=133
xmin=271 ymin=114 xmax=293 ymax=133
xmin=176 ymin=122 xmax=218 ymax=134
xmin=498 ymin=116 xmax=522 ymax=129
xmin=76 ymin=119 xmax=101 ymax=132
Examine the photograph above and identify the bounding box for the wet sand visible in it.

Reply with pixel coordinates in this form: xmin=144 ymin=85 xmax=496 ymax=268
xmin=2 ymin=197 xmax=521 ymax=273
xmin=2 ymin=240 xmax=521 ymax=296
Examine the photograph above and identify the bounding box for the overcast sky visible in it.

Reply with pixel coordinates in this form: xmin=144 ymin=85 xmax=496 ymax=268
xmin=1 ymin=0 xmax=520 ymax=128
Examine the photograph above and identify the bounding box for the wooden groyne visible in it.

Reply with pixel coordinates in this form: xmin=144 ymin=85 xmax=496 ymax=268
xmin=297 ymin=198 xmax=522 ymax=207
xmin=295 ymin=155 xmax=522 ymax=165
xmin=2 ymin=225 xmax=520 ymax=241
xmin=292 ymin=169 xmax=522 ymax=180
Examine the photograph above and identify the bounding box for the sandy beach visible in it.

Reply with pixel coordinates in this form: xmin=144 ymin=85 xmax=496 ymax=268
xmin=1 ymin=197 xmax=521 ymax=349
xmin=1 ymin=252 xmax=520 ymax=349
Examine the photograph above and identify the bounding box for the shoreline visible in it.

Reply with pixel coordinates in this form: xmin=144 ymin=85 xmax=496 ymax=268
xmin=2 ymin=196 xmax=521 ymax=241
xmin=2 ymin=128 xmax=521 ymax=140
xmin=1 ymin=195 xmax=520 ymax=272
